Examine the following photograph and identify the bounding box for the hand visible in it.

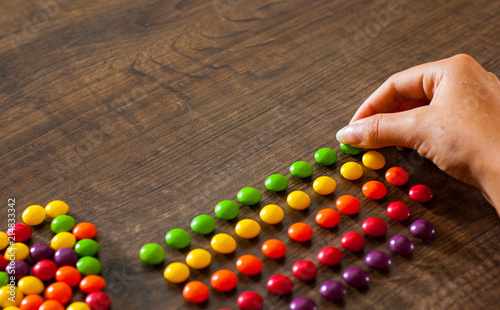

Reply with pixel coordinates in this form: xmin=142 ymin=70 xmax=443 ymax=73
xmin=336 ymin=54 xmax=500 ymax=215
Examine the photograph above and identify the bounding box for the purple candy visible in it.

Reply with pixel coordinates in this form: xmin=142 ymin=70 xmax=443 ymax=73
xmin=343 ymin=267 xmax=370 ymax=287
xmin=365 ymin=251 xmax=392 ymax=270
xmin=54 ymin=248 xmax=79 ymax=267
xmin=410 ymin=219 xmax=435 ymax=239
xmin=30 ymin=243 xmax=55 ymax=262
xmin=289 ymin=297 xmax=317 ymax=310
xmin=389 ymin=234 xmax=414 ymax=255
xmin=319 ymin=280 xmax=346 ymax=301
xmin=5 ymin=261 xmax=31 ymax=280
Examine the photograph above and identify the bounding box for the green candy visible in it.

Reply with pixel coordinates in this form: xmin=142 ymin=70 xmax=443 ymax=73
xmin=191 ymin=215 xmax=216 ymax=235
xmin=50 ymin=215 xmax=76 ymax=233
xmin=74 ymin=239 xmax=100 ymax=257
xmin=165 ymin=228 xmax=191 ymax=249
xmin=0 ymin=272 xmax=8 ymax=287
xmin=237 ymin=187 xmax=262 ymax=205
xmin=290 ymin=161 xmax=313 ymax=178
xmin=214 ymin=200 xmax=239 ymax=220
xmin=340 ymin=143 xmax=362 ymax=155
xmin=76 ymin=256 xmax=102 ymax=275
xmin=314 ymin=148 xmax=337 ymax=165
xmin=264 ymin=174 xmax=289 ymax=191
xmin=139 ymin=243 xmax=165 ymax=265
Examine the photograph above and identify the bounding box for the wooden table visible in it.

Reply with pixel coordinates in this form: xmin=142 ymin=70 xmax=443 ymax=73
xmin=1 ymin=0 xmax=499 ymax=309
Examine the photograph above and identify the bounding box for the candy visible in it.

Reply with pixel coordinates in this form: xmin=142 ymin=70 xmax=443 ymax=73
xmin=336 ymin=195 xmax=360 ymax=215
xmin=389 ymin=234 xmax=414 ymax=255
xmin=317 ymin=246 xmax=343 ymax=266
xmin=6 ymin=261 xmax=31 ymax=280
xmin=290 ymin=161 xmax=313 ymax=178
xmin=183 ymin=281 xmax=209 ymax=303
xmin=0 ymin=285 xmax=23 ymax=307
xmin=410 ymin=219 xmax=435 ymax=239
xmin=45 ymin=282 xmax=72 ymax=305
xmin=0 ymin=272 xmax=8 ymax=287
xmin=289 ymin=297 xmax=317 ymax=310
xmin=85 ymin=291 xmax=111 ymax=310
xmin=54 ymin=248 xmax=79 ymax=267
xmin=341 ymin=232 xmax=366 ymax=252
xmin=72 ymin=222 xmax=97 ymax=240
xmin=214 ymin=200 xmax=239 ymax=220
xmin=139 ymin=243 xmax=165 ymax=265
xmin=362 ymin=150 xmax=386 ymax=170
xmin=18 ymin=276 xmax=44 ymax=295
xmin=261 ymin=239 xmax=287 ymax=259
xmin=0 ymin=232 xmax=8 ymax=250
xmin=365 ymin=250 xmax=392 ymax=270
xmin=312 ymin=176 xmax=337 ymax=195
xmin=264 ymin=174 xmax=289 ymax=191
xmin=210 ymin=269 xmax=238 ymax=291
xmin=236 ymin=255 xmax=262 ymax=276
xmin=387 ymin=201 xmax=411 ymax=221
xmin=362 ymin=217 xmax=388 ymax=237
xmin=50 ymin=232 xmax=76 ymax=251
xmin=267 ymin=274 xmax=293 ymax=295
xmin=340 ymin=162 xmax=363 ymax=180
xmin=237 ymin=291 xmax=263 ymax=310
xmin=50 ymin=215 xmax=76 ymax=234
xmin=67 ymin=302 xmax=91 ymax=310
xmin=76 ymin=257 xmax=102 ymax=275
xmin=164 ymin=262 xmax=190 ymax=283
xmin=237 ymin=187 xmax=262 ymax=205
xmin=30 ymin=243 xmax=55 ymax=262
xmin=385 ymin=167 xmax=409 ymax=186
xmin=22 ymin=205 xmax=46 ymax=226
xmin=343 ymin=267 xmax=370 ymax=287
xmin=0 ymin=255 xmax=7 ymax=271
xmin=409 ymin=184 xmax=433 ymax=203
xmin=314 ymin=148 xmax=337 ymax=165
xmin=287 ymin=191 xmax=311 ymax=210
xmin=292 ymin=260 xmax=317 ymax=281
xmin=186 ymin=249 xmax=211 ymax=269
xmin=55 ymin=266 xmax=81 ymax=287
xmin=79 ymin=275 xmax=107 ymax=293
xmin=259 ymin=204 xmax=284 ymax=224
xmin=288 ymin=223 xmax=313 ymax=242
xmin=211 ymin=233 xmax=237 ymax=254
xmin=5 ymin=242 xmax=30 ymax=261
xmin=340 ymin=143 xmax=362 ymax=155
xmin=20 ymin=294 xmax=44 ymax=310
xmin=165 ymin=228 xmax=191 ymax=249
xmin=315 ymin=208 xmax=340 ymax=228
xmin=74 ymin=239 xmax=100 ymax=257
xmin=33 ymin=260 xmax=57 ymax=281
xmin=191 ymin=214 xmax=216 ymax=235
xmin=45 ymin=201 xmax=69 ymax=218
xmin=362 ymin=180 xmax=387 ymax=200
xmin=39 ymin=300 xmax=65 ymax=310
xmin=7 ymin=223 xmax=32 ymax=242
xmin=319 ymin=280 xmax=346 ymax=301
xmin=235 ymin=219 xmax=261 ymax=239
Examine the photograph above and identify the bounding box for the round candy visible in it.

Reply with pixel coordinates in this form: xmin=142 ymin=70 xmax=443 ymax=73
xmin=164 ymin=262 xmax=190 ymax=283
xmin=85 ymin=291 xmax=111 ymax=310
xmin=50 ymin=215 xmax=76 ymax=234
xmin=0 ymin=272 xmax=8 ymax=287
xmin=385 ymin=167 xmax=409 ymax=186
xmin=75 ymin=239 xmax=100 ymax=257
xmin=0 ymin=232 xmax=8 ymax=250
xmin=289 ymin=297 xmax=317 ymax=310
xmin=165 ymin=228 xmax=191 ymax=249
xmin=259 ymin=204 xmax=284 ymax=224
xmin=340 ymin=143 xmax=362 ymax=155
xmin=340 ymin=162 xmax=363 ymax=180
xmin=287 ymin=191 xmax=311 ymax=210
xmin=290 ymin=161 xmax=313 ymax=178
xmin=214 ymin=200 xmax=239 ymax=220
xmin=237 ymin=187 xmax=262 ymax=205
xmin=409 ymin=184 xmax=433 ymax=203
xmin=186 ymin=249 xmax=211 ymax=269
xmin=336 ymin=195 xmax=360 ymax=215
xmin=362 ymin=180 xmax=387 ymax=200
xmin=67 ymin=302 xmax=91 ymax=310
xmin=211 ymin=233 xmax=237 ymax=254
xmin=343 ymin=267 xmax=370 ymax=287
xmin=315 ymin=208 xmax=340 ymax=228
xmin=55 ymin=266 xmax=81 ymax=287
xmin=317 ymin=246 xmax=343 ymax=266
xmin=362 ymin=217 xmax=388 ymax=237
xmin=237 ymin=291 xmax=263 ymax=310
xmin=0 ymin=256 xmax=7 ymax=271
xmin=50 ymin=232 xmax=76 ymax=251
xmin=20 ymin=294 xmax=44 ymax=310
xmin=362 ymin=150 xmax=385 ymax=170
xmin=292 ymin=260 xmax=317 ymax=281
xmin=314 ymin=148 xmax=337 ymax=165
xmin=235 ymin=219 xmax=261 ymax=239
xmin=319 ymin=280 xmax=346 ymax=301
xmin=6 ymin=261 xmax=31 ymax=280
xmin=30 ymin=243 xmax=55 ymax=262
xmin=76 ymin=257 xmax=102 ymax=275
xmin=22 ymin=205 xmax=46 ymax=226
xmin=236 ymin=255 xmax=262 ymax=276
xmin=341 ymin=232 xmax=366 ymax=252
xmin=313 ymin=176 xmax=337 ymax=195
xmin=387 ymin=201 xmax=411 ymax=221
xmin=45 ymin=282 xmax=72 ymax=305
xmin=267 ymin=274 xmax=293 ymax=295
xmin=39 ymin=300 xmax=65 ymax=310
xmin=261 ymin=239 xmax=287 ymax=259
xmin=0 ymin=285 xmax=23 ymax=308
xmin=5 ymin=242 xmax=30 ymax=261
xmin=18 ymin=276 xmax=44 ymax=295
xmin=365 ymin=250 xmax=392 ymax=270
xmin=54 ymin=248 xmax=79 ymax=267
xmin=79 ymin=275 xmax=106 ymax=293
xmin=7 ymin=223 xmax=32 ymax=242
xmin=389 ymin=234 xmax=414 ymax=255
xmin=45 ymin=201 xmax=69 ymax=218
xmin=191 ymin=214 xmax=216 ymax=235
xmin=72 ymin=222 xmax=97 ymax=240
xmin=288 ymin=223 xmax=313 ymax=242
xmin=264 ymin=174 xmax=289 ymax=192
xmin=183 ymin=281 xmax=209 ymax=303
xmin=33 ymin=260 xmax=57 ymax=281
xmin=139 ymin=243 xmax=165 ymax=265
xmin=410 ymin=219 xmax=435 ymax=239
xmin=211 ymin=269 xmax=238 ymax=291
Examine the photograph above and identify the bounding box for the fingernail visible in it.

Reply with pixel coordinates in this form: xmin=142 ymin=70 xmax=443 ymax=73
xmin=336 ymin=123 xmax=362 ymax=144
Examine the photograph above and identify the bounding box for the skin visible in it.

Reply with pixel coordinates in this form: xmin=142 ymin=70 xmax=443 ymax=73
xmin=336 ymin=54 xmax=500 ymax=216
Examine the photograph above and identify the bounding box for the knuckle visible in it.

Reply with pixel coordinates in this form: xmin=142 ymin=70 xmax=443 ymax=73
xmin=364 ymin=115 xmax=382 ymax=145
xmin=451 ymin=53 xmax=477 ymax=67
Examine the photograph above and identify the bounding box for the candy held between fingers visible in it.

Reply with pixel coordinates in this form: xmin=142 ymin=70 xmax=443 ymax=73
xmin=236 ymin=255 xmax=262 ymax=276
xmin=340 ymin=143 xmax=362 ymax=155
xmin=214 ymin=200 xmax=239 ymax=220
xmin=287 ymin=191 xmax=311 ymax=210
xmin=264 ymin=174 xmax=289 ymax=191
xmin=191 ymin=214 xmax=216 ymax=235
xmin=343 ymin=267 xmax=370 ymax=287
xmin=186 ymin=249 xmax=211 ymax=269
xmin=235 ymin=219 xmax=261 ymax=239
xmin=211 ymin=233 xmax=237 ymax=254
xmin=362 ymin=150 xmax=386 ymax=170
xmin=290 ymin=161 xmax=313 ymax=178
xmin=183 ymin=281 xmax=209 ymax=303
xmin=313 ymin=176 xmax=337 ymax=195
xmin=237 ymin=187 xmax=262 ymax=205
xmin=164 ymin=262 xmax=190 ymax=283
xmin=22 ymin=205 xmax=46 ymax=226
xmin=389 ymin=234 xmax=414 ymax=255
xmin=365 ymin=250 xmax=392 ymax=270
xmin=319 ymin=280 xmax=346 ymax=301
xmin=410 ymin=219 xmax=435 ymax=239
xmin=314 ymin=148 xmax=337 ymax=165
xmin=45 ymin=201 xmax=69 ymax=218
xmin=259 ymin=204 xmax=284 ymax=224
xmin=340 ymin=162 xmax=363 ymax=180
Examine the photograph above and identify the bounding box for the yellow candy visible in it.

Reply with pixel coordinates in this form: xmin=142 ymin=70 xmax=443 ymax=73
xmin=67 ymin=302 xmax=91 ymax=310
xmin=18 ymin=276 xmax=44 ymax=295
xmin=313 ymin=176 xmax=337 ymax=195
xmin=340 ymin=162 xmax=363 ymax=180
xmin=22 ymin=205 xmax=46 ymax=226
xmin=4 ymin=307 xmax=21 ymax=310
xmin=164 ymin=262 xmax=190 ymax=283
xmin=0 ymin=232 xmax=9 ymax=250
xmin=186 ymin=249 xmax=211 ymax=269
xmin=45 ymin=200 xmax=69 ymax=218
xmin=362 ymin=151 xmax=386 ymax=170
xmin=211 ymin=233 xmax=237 ymax=254
xmin=0 ymin=285 xmax=23 ymax=308
xmin=234 ymin=220 xmax=260 ymax=239
xmin=5 ymin=243 xmax=29 ymax=261
xmin=259 ymin=204 xmax=284 ymax=224
xmin=50 ymin=232 xmax=76 ymax=251
xmin=286 ymin=191 xmax=311 ymax=210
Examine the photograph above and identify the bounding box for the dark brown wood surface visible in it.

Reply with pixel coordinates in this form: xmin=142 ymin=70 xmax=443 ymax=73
xmin=1 ymin=0 xmax=499 ymax=309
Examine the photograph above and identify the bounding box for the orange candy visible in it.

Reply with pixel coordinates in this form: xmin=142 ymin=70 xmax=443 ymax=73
xmin=315 ymin=208 xmax=340 ymax=228
xmin=72 ymin=222 xmax=97 ymax=240
xmin=39 ymin=300 xmax=65 ymax=310
xmin=336 ymin=195 xmax=361 ymax=215
xmin=79 ymin=275 xmax=107 ymax=293
xmin=288 ymin=222 xmax=313 ymax=242
xmin=362 ymin=180 xmax=387 ymax=200
xmin=210 ymin=269 xmax=238 ymax=292
xmin=20 ymin=294 xmax=44 ymax=310
xmin=183 ymin=281 xmax=209 ymax=303
xmin=55 ymin=266 xmax=82 ymax=287
xmin=45 ymin=282 xmax=72 ymax=305
xmin=261 ymin=239 xmax=287 ymax=259
xmin=235 ymin=255 xmax=262 ymax=276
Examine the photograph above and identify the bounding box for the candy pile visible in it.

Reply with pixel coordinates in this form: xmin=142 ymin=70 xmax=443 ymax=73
xmin=0 ymin=201 xmax=111 ymax=310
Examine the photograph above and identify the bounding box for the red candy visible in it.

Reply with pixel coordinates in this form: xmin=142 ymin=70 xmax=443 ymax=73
xmin=341 ymin=232 xmax=366 ymax=252
xmin=317 ymin=246 xmax=343 ymax=266
xmin=236 ymin=255 xmax=262 ymax=276
xmin=237 ymin=291 xmax=264 ymax=310
xmin=387 ymin=201 xmax=411 ymax=221
xmin=292 ymin=260 xmax=317 ymax=281
xmin=55 ymin=266 xmax=82 ymax=287
xmin=210 ymin=269 xmax=238 ymax=292
xmin=266 ymin=274 xmax=294 ymax=295
xmin=45 ymin=282 xmax=72 ymax=305
xmin=0 ymin=254 xmax=8 ymax=270
xmin=33 ymin=259 xmax=58 ymax=281
xmin=288 ymin=223 xmax=313 ymax=242
xmin=362 ymin=181 xmax=387 ymax=200
xmin=385 ymin=167 xmax=409 ymax=186
xmin=261 ymin=239 xmax=287 ymax=259
xmin=7 ymin=223 xmax=32 ymax=242
xmin=85 ymin=291 xmax=112 ymax=310
xmin=336 ymin=195 xmax=360 ymax=215
xmin=362 ymin=217 xmax=388 ymax=237
xmin=409 ymin=184 xmax=433 ymax=203
xmin=315 ymin=208 xmax=340 ymax=228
